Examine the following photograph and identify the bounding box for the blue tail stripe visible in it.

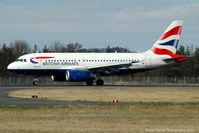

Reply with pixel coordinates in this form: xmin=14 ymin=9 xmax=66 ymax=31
xmin=159 ymin=39 xmax=179 ymax=48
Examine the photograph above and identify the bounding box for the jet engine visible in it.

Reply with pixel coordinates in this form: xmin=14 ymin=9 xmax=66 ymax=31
xmin=51 ymin=70 xmax=93 ymax=82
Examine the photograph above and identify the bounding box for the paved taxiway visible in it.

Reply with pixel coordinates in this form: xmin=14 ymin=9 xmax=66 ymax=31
xmin=0 ymin=86 xmax=116 ymax=106
xmin=0 ymin=85 xmax=199 ymax=106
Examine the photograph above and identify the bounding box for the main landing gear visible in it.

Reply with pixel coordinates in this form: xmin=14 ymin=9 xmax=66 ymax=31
xmin=85 ymin=80 xmax=94 ymax=86
xmin=85 ymin=79 xmax=104 ymax=86
xmin=96 ymin=79 xmax=104 ymax=86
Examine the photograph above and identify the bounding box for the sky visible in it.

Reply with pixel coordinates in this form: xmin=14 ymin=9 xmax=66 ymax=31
xmin=0 ymin=0 xmax=198 ymax=52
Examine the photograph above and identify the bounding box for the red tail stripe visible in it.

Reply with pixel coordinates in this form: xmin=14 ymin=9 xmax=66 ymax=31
xmin=152 ymin=47 xmax=188 ymax=63
xmin=160 ymin=26 xmax=182 ymax=40
xmin=152 ymin=47 xmax=177 ymax=58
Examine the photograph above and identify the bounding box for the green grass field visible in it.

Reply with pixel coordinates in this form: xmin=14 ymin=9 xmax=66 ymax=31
xmin=1 ymin=87 xmax=199 ymax=133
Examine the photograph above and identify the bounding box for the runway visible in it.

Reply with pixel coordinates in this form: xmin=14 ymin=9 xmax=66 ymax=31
xmin=0 ymin=86 xmax=115 ymax=106
xmin=1 ymin=85 xmax=199 ymax=106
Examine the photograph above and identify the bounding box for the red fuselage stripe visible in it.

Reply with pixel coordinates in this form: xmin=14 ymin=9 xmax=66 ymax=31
xmin=34 ymin=56 xmax=54 ymax=59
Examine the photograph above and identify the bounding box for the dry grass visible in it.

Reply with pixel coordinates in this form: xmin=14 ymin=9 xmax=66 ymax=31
xmin=9 ymin=87 xmax=199 ymax=102
xmin=0 ymin=104 xmax=198 ymax=133
xmin=3 ymin=87 xmax=199 ymax=132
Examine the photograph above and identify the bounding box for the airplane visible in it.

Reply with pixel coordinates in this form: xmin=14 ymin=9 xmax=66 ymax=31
xmin=7 ymin=20 xmax=187 ymax=86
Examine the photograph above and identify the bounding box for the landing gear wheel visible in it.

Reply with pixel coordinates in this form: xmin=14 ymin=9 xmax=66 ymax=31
xmin=33 ymin=80 xmax=38 ymax=86
xmin=96 ymin=79 xmax=104 ymax=86
xmin=86 ymin=80 xmax=93 ymax=86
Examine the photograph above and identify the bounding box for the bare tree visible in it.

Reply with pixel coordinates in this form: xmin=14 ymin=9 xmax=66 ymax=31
xmin=66 ymin=42 xmax=82 ymax=52
xmin=10 ymin=40 xmax=31 ymax=57
xmin=49 ymin=41 xmax=66 ymax=52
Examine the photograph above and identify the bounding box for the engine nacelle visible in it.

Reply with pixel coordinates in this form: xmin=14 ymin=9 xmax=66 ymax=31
xmin=51 ymin=75 xmax=67 ymax=81
xmin=66 ymin=70 xmax=93 ymax=81
xmin=51 ymin=70 xmax=93 ymax=82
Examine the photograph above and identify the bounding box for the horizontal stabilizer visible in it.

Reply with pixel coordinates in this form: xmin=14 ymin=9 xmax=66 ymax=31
xmin=163 ymin=54 xmax=188 ymax=63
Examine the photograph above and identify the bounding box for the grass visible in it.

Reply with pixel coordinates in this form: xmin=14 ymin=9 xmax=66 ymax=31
xmin=3 ymin=87 xmax=199 ymax=132
xmin=0 ymin=104 xmax=198 ymax=133
xmin=9 ymin=87 xmax=199 ymax=102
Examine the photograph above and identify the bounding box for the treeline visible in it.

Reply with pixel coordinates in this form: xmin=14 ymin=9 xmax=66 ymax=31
xmin=0 ymin=40 xmax=199 ymax=77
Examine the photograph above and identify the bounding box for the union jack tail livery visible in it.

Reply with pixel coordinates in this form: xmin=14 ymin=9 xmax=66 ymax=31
xmin=150 ymin=20 xmax=187 ymax=63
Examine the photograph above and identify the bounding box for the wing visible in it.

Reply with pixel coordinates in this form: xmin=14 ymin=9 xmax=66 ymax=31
xmin=87 ymin=61 xmax=140 ymax=75
xmin=88 ymin=61 xmax=136 ymax=70
xmin=63 ymin=60 xmax=141 ymax=75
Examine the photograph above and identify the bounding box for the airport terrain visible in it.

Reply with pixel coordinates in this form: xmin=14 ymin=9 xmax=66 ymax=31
xmin=0 ymin=86 xmax=198 ymax=132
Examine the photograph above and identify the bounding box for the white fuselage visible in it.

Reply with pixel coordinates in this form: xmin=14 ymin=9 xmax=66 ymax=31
xmin=7 ymin=52 xmax=168 ymax=74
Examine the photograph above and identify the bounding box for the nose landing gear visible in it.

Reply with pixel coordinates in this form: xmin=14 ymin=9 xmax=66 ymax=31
xmin=33 ymin=78 xmax=38 ymax=86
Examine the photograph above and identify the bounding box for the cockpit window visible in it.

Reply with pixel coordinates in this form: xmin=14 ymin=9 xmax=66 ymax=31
xmin=15 ymin=59 xmax=27 ymax=62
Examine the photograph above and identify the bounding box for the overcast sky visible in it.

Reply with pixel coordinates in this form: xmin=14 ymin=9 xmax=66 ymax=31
xmin=0 ymin=0 xmax=198 ymax=51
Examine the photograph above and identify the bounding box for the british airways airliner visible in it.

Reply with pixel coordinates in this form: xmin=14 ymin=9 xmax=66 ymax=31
xmin=7 ymin=20 xmax=187 ymax=85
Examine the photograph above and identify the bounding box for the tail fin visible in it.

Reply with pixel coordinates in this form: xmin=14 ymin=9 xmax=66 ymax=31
xmin=152 ymin=20 xmax=183 ymax=54
xmin=150 ymin=20 xmax=187 ymax=63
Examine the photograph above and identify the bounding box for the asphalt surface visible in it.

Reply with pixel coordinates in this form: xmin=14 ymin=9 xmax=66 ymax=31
xmin=0 ymin=85 xmax=199 ymax=107
xmin=0 ymin=86 xmax=116 ymax=107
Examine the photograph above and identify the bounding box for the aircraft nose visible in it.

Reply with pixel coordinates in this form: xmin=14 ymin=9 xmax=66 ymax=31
xmin=7 ymin=62 xmax=15 ymax=70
